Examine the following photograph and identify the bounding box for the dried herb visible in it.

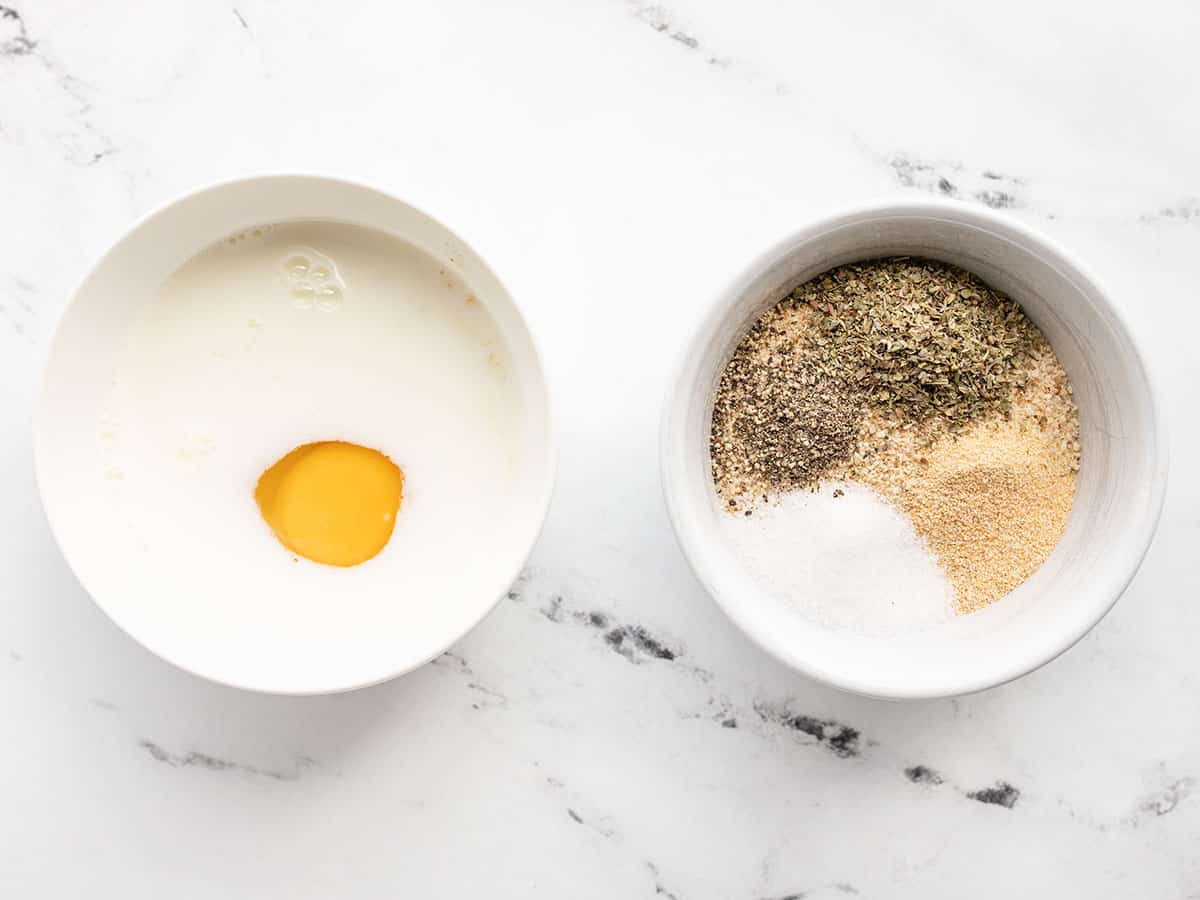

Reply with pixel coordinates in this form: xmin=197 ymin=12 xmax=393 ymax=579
xmin=787 ymin=258 xmax=1038 ymax=428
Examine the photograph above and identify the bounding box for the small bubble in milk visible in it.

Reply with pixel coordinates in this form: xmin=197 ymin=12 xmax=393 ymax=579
xmin=284 ymin=255 xmax=310 ymax=278
xmin=316 ymin=284 xmax=343 ymax=310
xmin=291 ymin=285 xmax=316 ymax=308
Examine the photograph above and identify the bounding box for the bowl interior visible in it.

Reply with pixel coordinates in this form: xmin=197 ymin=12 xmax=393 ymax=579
xmin=663 ymin=203 xmax=1166 ymax=698
xmin=36 ymin=175 xmax=554 ymax=694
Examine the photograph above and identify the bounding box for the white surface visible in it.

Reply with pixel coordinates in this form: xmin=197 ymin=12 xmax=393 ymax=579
xmin=2 ymin=0 xmax=1198 ymax=896
xmin=36 ymin=183 xmax=552 ymax=693
xmin=717 ymin=482 xmax=955 ymax=633
xmin=662 ymin=200 xmax=1167 ymax=698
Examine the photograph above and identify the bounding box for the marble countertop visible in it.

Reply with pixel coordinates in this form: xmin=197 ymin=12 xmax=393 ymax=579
xmin=2 ymin=1 xmax=1198 ymax=896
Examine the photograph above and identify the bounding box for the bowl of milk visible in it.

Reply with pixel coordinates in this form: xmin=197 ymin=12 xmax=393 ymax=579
xmin=35 ymin=174 xmax=555 ymax=694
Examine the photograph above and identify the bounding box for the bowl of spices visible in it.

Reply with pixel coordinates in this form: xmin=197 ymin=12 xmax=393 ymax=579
xmin=661 ymin=199 xmax=1167 ymax=698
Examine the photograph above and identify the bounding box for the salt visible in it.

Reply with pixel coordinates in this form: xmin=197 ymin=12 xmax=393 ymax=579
xmin=719 ymin=482 xmax=954 ymax=632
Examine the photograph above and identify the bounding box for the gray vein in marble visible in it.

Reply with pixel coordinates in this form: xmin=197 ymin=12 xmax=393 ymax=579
xmin=232 ymin=7 xmax=249 ymax=30
xmin=138 ymin=740 xmax=315 ymax=781
xmin=564 ymin=806 xmax=618 ymax=839
xmin=905 ymin=763 xmax=1022 ymax=810
xmin=1078 ymin=774 xmax=1189 ymax=832
xmin=1120 ymin=773 xmax=1197 ymax=828
xmin=505 ymin=567 xmax=532 ymax=603
xmin=433 ymin=650 xmax=470 ymax=671
xmin=431 ymin=651 xmax=509 ymax=710
xmin=753 ymin=701 xmax=862 ymax=759
xmin=903 ymin=764 xmax=944 ymax=786
xmin=877 ymin=147 xmax=1200 ymax=227
xmin=966 ymin=781 xmax=1021 ymax=809
xmin=466 ymin=680 xmax=509 ymax=709
xmin=721 ymin=692 xmax=1028 ymax=812
xmin=0 ymin=276 xmax=37 ymax=340
xmin=539 ymin=594 xmax=564 ymax=622
xmin=1140 ymin=197 xmax=1200 ymax=225
xmin=605 ymin=622 xmax=678 ymax=663
xmin=620 ymin=2 xmax=809 ymax=104
xmin=759 ymin=883 xmax=861 ymax=900
xmin=677 ymin=691 xmax=738 ymax=729
xmin=1050 ymin=768 xmax=1197 ymax=834
xmin=543 ymin=769 xmax=700 ymax=896
xmin=627 ymin=1 xmax=732 ymax=68
xmin=539 ymin=594 xmax=687 ymax=668
xmin=0 ymin=6 xmax=117 ymax=166
xmin=0 ymin=4 xmax=35 ymax=56
xmin=647 ymin=861 xmax=682 ymax=900
xmin=89 ymin=698 xmax=118 ymax=711
xmin=886 ymin=153 xmax=1027 ymax=210
xmin=543 ymin=771 xmax=621 ymax=842
xmin=1136 ymin=777 xmax=1194 ymax=818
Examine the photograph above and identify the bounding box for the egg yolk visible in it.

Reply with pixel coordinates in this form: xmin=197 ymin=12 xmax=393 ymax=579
xmin=255 ymin=441 xmax=403 ymax=567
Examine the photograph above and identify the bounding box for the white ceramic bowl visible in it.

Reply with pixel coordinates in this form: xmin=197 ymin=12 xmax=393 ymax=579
xmin=35 ymin=175 xmax=554 ymax=694
xmin=662 ymin=199 xmax=1167 ymax=699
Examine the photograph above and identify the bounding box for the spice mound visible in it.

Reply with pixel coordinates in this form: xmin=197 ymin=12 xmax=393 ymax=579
xmin=711 ymin=258 xmax=1080 ymax=622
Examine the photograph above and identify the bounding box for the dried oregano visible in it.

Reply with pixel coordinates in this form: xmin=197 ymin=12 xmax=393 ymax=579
xmin=785 ymin=258 xmax=1039 ymax=427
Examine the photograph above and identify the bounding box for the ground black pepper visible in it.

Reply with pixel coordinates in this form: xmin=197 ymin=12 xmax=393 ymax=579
xmin=710 ymin=334 xmax=860 ymax=501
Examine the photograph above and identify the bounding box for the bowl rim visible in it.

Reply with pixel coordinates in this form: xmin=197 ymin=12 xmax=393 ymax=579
xmin=33 ymin=171 xmax=558 ymax=695
xmin=660 ymin=196 xmax=1169 ymax=700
